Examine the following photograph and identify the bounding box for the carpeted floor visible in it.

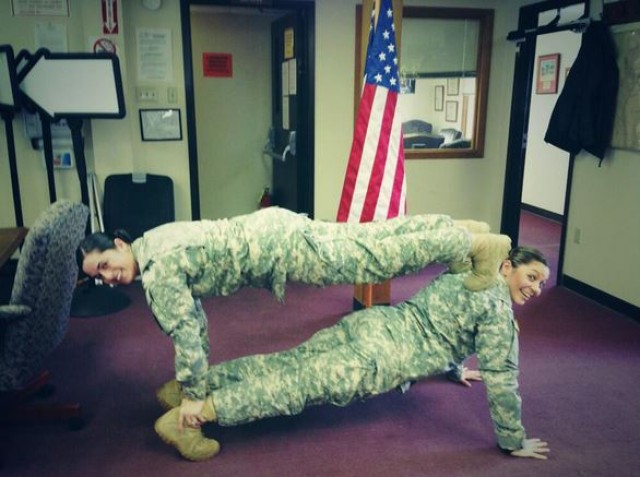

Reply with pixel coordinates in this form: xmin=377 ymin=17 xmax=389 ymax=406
xmin=1 ymin=211 xmax=639 ymax=477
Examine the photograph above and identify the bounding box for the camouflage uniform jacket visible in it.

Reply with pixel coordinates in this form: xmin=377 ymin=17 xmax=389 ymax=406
xmin=130 ymin=208 xmax=469 ymax=401
xmin=406 ymin=272 xmax=525 ymax=450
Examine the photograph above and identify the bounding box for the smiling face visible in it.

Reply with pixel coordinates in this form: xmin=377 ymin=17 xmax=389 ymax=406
xmin=81 ymin=238 xmax=139 ymax=285
xmin=500 ymin=259 xmax=550 ymax=306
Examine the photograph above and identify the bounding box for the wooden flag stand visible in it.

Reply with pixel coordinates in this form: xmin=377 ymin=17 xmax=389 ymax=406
xmin=353 ymin=281 xmax=391 ymax=310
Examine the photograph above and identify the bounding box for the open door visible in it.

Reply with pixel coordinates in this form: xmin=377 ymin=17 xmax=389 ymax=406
xmin=269 ymin=9 xmax=314 ymax=216
xmin=502 ymin=0 xmax=586 ymax=285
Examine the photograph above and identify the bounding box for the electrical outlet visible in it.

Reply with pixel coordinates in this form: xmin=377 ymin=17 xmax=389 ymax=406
xmin=167 ymin=86 xmax=178 ymax=103
xmin=573 ymin=227 xmax=582 ymax=244
xmin=136 ymin=86 xmax=158 ymax=102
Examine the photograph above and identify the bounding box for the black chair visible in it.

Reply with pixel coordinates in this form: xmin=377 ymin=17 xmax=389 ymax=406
xmin=103 ymin=173 xmax=175 ymax=240
xmin=71 ymin=174 xmax=175 ymax=318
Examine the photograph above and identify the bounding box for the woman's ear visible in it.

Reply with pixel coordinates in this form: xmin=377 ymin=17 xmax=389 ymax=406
xmin=499 ymin=259 xmax=513 ymax=277
xmin=114 ymin=237 xmax=129 ymax=250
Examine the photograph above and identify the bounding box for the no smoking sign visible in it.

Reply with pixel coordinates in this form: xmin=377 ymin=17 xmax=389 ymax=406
xmin=93 ymin=37 xmax=117 ymax=55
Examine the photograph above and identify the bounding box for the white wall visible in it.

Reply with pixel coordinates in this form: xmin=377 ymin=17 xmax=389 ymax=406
xmin=522 ymin=30 xmax=579 ymax=215
xmin=565 ymin=149 xmax=640 ymax=305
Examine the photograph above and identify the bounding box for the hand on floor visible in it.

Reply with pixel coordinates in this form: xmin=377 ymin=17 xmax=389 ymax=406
xmin=511 ymin=438 xmax=550 ymax=459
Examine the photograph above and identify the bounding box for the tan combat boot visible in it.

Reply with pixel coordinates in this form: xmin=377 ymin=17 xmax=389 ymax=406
xmin=453 ymin=219 xmax=491 ymax=234
xmin=449 ymin=220 xmax=491 ymax=274
xmin=156 ymin=379 xmax=181 ymax=410
xmin=464 ymin=233 xmax=511 ymax=291
xmin=154 ymin=399 xmax=219 ymax=461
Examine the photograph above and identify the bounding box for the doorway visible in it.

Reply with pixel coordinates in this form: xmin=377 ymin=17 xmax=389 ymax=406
xmin=502 ymin=0 xmax=587 ymax=285
xmin=179 ymin=0 xmax=315 ymax=220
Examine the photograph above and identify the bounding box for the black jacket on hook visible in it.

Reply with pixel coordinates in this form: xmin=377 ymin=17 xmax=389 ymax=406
xmin=544 ymin=21 xmax=619 ymax=163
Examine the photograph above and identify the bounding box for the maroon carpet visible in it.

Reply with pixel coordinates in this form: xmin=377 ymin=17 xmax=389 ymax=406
xmin=2 ymin=211 xmax=639 ymax=477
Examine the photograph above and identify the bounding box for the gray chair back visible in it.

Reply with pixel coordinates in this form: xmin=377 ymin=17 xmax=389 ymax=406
xmin=0 ymin=200 xmax=88 ymax=391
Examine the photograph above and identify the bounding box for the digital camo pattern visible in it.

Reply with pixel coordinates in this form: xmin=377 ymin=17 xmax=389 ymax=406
xmin=131 ymin=207 xmax=472 ymax=401
xmin=208 ymin=272 xmax=525 ymax=451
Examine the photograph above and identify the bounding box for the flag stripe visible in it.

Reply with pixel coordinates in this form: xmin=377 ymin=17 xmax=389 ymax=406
xmin=360 ymin=88 xmax=397 ymax=222
xmin=336 ymin=85 xmax=376 ymax=222
xmin=375 ymin=106 xmax=403 ymax=219
xmin=349 ymin=86 xmax=386 ymax=222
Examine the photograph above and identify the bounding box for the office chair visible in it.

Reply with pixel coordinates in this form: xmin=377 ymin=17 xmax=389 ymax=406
xmin=0 ymin=200 xmax=88 ymax=429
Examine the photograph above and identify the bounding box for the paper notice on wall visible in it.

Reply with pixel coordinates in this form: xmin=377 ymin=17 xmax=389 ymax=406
xmin=281 ymin=61 xmax=289 ymax=96
xmin=288 ymin=58 xmax=297 ymax=95
xmin=282 ymin=95 xmax=289 ymax=130
xmin=284 ymin=27 xmax=294 ymax=60
xmin=137 ymin=28 xmax=173 ymax=82
xmin=12 ymin=0 xmax=69 ymax=16
xmin=35 ymin=22 xmax=68 ymax=52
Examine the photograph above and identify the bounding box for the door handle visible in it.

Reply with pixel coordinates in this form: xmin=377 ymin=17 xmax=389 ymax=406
xmin=263 ymin=129 xmax=296 ymax=162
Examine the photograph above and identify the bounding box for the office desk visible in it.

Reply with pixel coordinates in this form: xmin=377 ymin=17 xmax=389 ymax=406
xmin=0 ymin=227 xmax=28 ymax=269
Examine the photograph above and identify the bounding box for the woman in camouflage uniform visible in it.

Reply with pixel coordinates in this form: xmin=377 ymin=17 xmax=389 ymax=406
xmin=154 ymin=246 xmax=550 ymax=462
xmin=78 ymin=207 xmax=510 ymax=436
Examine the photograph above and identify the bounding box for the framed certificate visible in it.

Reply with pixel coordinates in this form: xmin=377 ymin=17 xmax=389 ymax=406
xmin=139 ymin=108 xmax=182 ymax=141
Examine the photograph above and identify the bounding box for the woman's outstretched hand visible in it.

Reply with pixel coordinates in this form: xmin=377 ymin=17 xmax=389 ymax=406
xmin=511 ymin=438 xmax=550 ymax=459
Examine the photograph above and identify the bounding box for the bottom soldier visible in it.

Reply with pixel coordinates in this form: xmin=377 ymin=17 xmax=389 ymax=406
xmin=154 ymin=246 xmax=551 ymax=462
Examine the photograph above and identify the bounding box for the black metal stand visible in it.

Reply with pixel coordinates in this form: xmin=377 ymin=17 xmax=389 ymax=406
xmin=1 ymin=110 xmax=23 ymax=226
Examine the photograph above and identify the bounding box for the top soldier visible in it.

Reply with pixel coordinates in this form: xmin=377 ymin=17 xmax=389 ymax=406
xmin=77 ymin=207 xmax=510 ymax=430
xmin=153 ymin=246 xmax=550 ymax=463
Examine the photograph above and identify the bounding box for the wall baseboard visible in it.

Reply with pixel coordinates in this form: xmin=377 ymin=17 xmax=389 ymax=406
xmin=521 ymin=203 xmax=563 ymax=223
xmin=563 ymin=275 xmax=640 ymax=323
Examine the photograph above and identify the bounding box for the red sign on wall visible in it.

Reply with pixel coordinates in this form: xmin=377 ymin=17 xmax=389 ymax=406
xmin=203 ymin=53 xmax=232 ymax=78
xmin=101 ymin=0 xmax=118 ymax=34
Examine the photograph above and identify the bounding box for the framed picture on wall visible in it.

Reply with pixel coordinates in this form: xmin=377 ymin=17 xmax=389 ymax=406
xmin=446 ymin=77 xmax=459 ymax=96
xmin=139 ymin=108 xmax=182 ymax=141
xmin=445 ymin=101 xmax=458 ymax=122
xmin=400 ymin=77 xmax=415 ymax=94
xmin=434 ymin=85 xmax=444 ymax=111
xmin=536 ymin=53 xmax=560 ymax=94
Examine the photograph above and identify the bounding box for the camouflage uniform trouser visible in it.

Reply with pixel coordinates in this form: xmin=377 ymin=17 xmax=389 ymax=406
xmin=208 ymin=303 xmax=451 ymax=427
xmin=237 ymin=209 xmax=472 ymax=299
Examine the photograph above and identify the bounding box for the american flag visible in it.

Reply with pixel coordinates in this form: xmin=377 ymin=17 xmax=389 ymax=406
xmin=337 ymin=0 xmax=406 ymax=223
